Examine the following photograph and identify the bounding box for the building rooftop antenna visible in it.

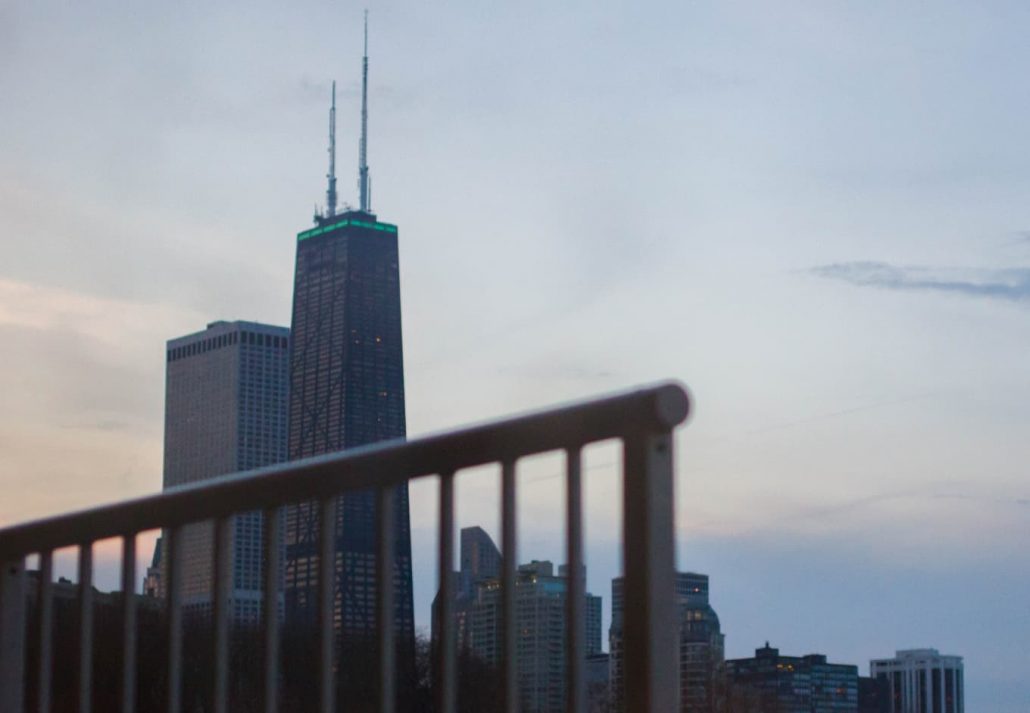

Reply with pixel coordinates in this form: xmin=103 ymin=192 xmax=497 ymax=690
xmin=358 ymin=10 xmax=371 ymax=213
xmin=326 ymin=80 xmax=338 ymax=218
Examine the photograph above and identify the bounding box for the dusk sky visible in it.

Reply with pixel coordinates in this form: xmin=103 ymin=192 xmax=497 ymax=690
xmin=1 ymin=2 xmax=1028 ymax=711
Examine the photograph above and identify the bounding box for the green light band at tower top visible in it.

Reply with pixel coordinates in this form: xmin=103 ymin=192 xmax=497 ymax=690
xmin=297 ymin=218 xmax=398 ymax=242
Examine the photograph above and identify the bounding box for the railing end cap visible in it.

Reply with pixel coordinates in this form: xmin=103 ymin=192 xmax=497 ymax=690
xmin=653 ymin=381 xmax=691 ymax=428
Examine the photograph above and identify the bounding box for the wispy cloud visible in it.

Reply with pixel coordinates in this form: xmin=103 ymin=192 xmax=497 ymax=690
xmin=811 ymin=261 xmax=1030 ymax=302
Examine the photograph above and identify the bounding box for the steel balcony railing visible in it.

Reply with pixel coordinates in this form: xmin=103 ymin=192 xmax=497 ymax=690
xmin=0 ymin=381 xmax=690 ymax=713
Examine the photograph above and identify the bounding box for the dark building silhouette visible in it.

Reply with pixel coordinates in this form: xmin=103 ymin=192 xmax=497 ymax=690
xmin=858 ymin=676 xmax=890 ymax=713
xmin=610 ymin=571 xmax=724 ymax=713
xmin=23 ymin=571 xmax=167 ymax=712
xmin=283 ymin=210 xmax=415 ymax=641
xmin=281 ymin=17 xmax=415 ymax=671
xmin=724 ymin=643 xmax=858 ymax=713
xmin=159 ymin=320 xmax=289 ymax=622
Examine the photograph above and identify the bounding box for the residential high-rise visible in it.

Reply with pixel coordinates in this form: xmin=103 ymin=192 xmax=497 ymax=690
xmin=282 ymin=14 xmax=415 ymax=666
xmin=677 ymin=573 xmax=725 ymax=713
xmin=454 ymin=557 xmax=602 ymax=713
xmin=870 ymin=649 xmax=964 ymax=713
xmin=724 ymin=643 xmax=859 ymax=713
xmin=610 ymin=571 xmax=725 ymax=713
xmin=161 ymin=320 xmax=289 ymax=622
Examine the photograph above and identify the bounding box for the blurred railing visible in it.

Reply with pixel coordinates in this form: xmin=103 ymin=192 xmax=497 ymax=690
xmin=0 ymin=382 xmax=690 ymax=713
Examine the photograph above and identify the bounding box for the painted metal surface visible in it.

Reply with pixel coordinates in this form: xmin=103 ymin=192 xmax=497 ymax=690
xmin=0 ymin=381 xmax=690 ymax=713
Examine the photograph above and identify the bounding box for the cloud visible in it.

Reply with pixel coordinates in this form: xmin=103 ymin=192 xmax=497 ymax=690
xmin=811 ymin=261 xmax=1030 ymax=302
xmin=0 ymin=278 xmax=203 ymax=525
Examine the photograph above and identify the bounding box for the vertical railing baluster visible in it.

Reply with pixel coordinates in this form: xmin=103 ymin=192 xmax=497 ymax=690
xmin=565 ymin=448 xmax=585 ymax=713
xmin=622 ymin=431 xmax=678 ymax=713
xmin=263 ymin=507 xmax=280 ymax=713
xmin=319 ymin=498 xmax=336 ymax=713
xmin=377 ymin=486 xmax=396 ymax=713
xmin=38 ymin=551 xmax=54 ymax=713
xmin=213 ymin=517 xmax=232 ymax=713
xmin=437 ymin=472 xmax=456 ymax=713
xmin=166 ymin=526 xmax=183 ymax=713
xmin=0 ymin=557 xmax=26 ymax=713
xmin=121 ymin=536 xmax=137 ymax=713
xmin=500 ymin=459 xmax=518 ymax=713
xmin=78 ymin=542 xmax=94 ymax=713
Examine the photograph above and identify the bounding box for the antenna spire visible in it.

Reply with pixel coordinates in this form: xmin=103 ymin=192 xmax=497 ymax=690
xmin=326 ymin=80 xmax=338 ymax=218
xmin=358 ymin=10 xmax=371 ymax=213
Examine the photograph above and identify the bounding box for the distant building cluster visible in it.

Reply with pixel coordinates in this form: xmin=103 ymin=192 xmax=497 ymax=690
xmin=432 ymin=527 xmax=962 ymax=713
xmin=431 ymin=527 xmax=602 ymax=713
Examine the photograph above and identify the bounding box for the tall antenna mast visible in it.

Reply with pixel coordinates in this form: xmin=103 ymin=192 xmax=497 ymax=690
xmin=358 ymin=10 xmax=371 ymax=213
xmin=326 ymin=80 xmax=338 ymax=218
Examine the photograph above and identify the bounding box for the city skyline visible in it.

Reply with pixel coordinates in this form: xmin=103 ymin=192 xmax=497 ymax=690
xmin=1 ymin=3 xmax=1028 ymax=712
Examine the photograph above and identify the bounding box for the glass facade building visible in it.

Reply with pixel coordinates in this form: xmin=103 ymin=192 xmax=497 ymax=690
xmin=724 ymin=643 xmax=859 ymax=713
xmin=283 ymin=209 xmax=415 ymax=648
xmin=161 ymin=320 xmax=289 ymax=623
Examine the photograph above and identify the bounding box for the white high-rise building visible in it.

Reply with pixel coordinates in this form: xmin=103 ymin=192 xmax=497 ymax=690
xmin=870 ymin=648 xmax=963 ymax=713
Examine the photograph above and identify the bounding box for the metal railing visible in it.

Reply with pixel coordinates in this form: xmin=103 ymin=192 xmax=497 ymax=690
xmin=0 ymin=382 xmax=690 ymax=713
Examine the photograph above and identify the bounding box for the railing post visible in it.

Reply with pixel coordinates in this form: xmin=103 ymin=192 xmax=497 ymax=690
xmin=0 ymin=558 xmax=26 ymax=713
xmin=622 ymin=430 xmax=678 ymax=713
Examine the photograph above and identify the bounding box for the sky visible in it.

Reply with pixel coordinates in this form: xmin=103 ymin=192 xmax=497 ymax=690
xmin=1 ymin=1 xmax=1029 ymax=710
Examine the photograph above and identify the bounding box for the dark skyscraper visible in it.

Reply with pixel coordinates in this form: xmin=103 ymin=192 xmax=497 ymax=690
xmin=283 ymin=14 xmax=415 ymax=660
xmin=161 ymin=320 xmax=289 ymax=621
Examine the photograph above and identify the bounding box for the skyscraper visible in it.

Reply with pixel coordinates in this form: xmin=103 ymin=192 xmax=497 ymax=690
xmin=459 ymin=525 xmax=502 ymax=598
xmin=431 ymin=526 xmax=503 ymax=654
xmin=162 ymin=320 xmax=290 ymax=621
xmin=870 ymin=649 xmax=964 ymax=713
xmin=282 ymin=13 xmax=415 ymax=661
xmin=610 ymin=571 xmax=725 ymax=713
xmin=434 ymin=527 xmax=604 ymax=713
xmin=467 ymin=559 xmax=603 ymax=713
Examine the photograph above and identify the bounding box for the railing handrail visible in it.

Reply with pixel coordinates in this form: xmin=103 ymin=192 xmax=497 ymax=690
xmin=0 ymin=381 xmax=689 ymax=562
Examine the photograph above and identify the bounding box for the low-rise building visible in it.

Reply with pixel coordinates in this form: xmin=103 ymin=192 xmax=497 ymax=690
xmin=724 ymin=642 xmax=858 ymax=713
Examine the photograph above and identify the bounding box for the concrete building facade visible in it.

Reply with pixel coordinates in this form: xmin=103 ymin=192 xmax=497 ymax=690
xmin=161 ymin=320 xmax=289 ymax=622
xmin=870 ymin=649 xmax=963 ymax=713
